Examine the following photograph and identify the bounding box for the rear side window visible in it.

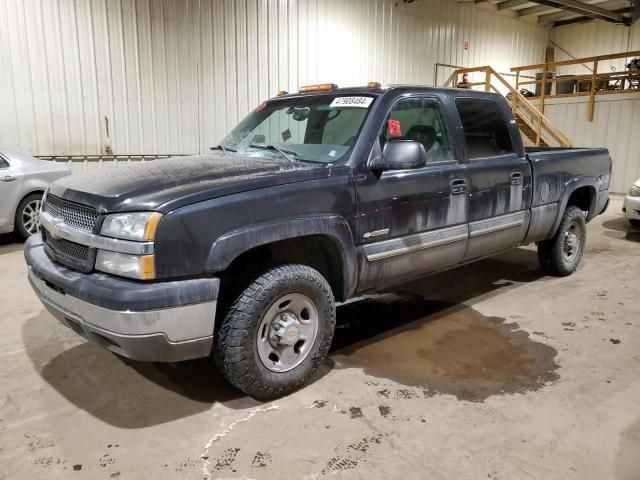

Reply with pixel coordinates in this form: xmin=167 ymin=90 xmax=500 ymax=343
xmin=0 ymin=156 xmax=8 ymax=168
xmin=455 ymin=98 xmax=514 ymax=159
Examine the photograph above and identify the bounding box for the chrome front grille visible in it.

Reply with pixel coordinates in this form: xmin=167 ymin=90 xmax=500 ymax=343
xmin=42 ymin=228 xmax=94 ymax=272
xmin=43 ymin=232 xmax=90 ymax=262
xmin=42 ymin=195 xmax=97 ymax=272
xmin=44 ymin=195 xmax=97 ymax=232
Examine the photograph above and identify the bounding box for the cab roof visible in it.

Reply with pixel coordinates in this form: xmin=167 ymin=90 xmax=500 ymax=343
xmin=273 ymin=84 xmax=503 ymax=100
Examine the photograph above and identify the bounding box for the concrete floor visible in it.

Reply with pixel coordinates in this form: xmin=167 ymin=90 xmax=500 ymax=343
xmin=1 ymin=196 xmax=639 ymax=480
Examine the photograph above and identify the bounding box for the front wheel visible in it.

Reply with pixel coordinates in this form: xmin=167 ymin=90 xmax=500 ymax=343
xmin=537 ymin=205 xmax=586 ymax=276
xmin=214 ymin=264 xmax=336 ymax=400
xmin=15 ymin=193 xmax=43 ymax=240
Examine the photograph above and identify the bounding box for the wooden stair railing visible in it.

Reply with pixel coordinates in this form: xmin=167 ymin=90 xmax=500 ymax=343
xmin=445 ymin=66 xmax=573 ymax=148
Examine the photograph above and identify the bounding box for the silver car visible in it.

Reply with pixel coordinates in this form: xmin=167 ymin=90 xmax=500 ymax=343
xmin=0 ymin=147 xmax=70 ymax=239
xmin=623 ymin=178 xmax=640 ymax=228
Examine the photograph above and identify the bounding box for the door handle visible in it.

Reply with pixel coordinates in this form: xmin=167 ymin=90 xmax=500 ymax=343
xmin=450 ymin=178 xmax=468 ymax=195
xmin=1 ymin=175 xmax=17 ymax=182
xmin=510 ymin=172 xmax=523 ymax=186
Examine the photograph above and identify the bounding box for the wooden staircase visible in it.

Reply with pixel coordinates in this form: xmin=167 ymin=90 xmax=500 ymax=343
xmin=515 ymin=115 xmax=549 ymax=147
xmin=446 ymin=66 xmax=572 ymax=148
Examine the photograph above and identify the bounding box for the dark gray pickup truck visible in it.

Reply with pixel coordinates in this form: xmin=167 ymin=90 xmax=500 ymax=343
xmin=25 ymin=84 xmax=611 ymax=399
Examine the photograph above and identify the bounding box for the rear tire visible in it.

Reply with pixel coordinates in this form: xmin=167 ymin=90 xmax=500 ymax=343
xmin=214 ymin=264 xmax=335 ymax=400
xmin=537 ymin=205 xmax=586 ymax=277
xmin=15 ymin=193 xmax=43 ymax=240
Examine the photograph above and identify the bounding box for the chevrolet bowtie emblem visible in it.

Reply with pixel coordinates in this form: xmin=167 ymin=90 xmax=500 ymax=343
xmin=48 ymin=218 xmax=64 ymax=239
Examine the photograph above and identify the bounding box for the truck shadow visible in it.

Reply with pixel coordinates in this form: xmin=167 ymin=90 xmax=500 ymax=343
xmin=0 ymin=233 xmax=24 ymax=256
xmin=22 ymin=312 xmax=263 ymax=429
xmin=24 ymin=247 xmax=545 ymax=428
xmin=601 ymin=217 xmax=640 ymax=243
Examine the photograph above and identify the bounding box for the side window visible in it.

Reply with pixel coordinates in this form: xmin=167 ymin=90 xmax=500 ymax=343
xmin=0 ymin=156 xmax=8 ymax=169
xmin=381 ymin=97 xmax=454 ymax=164
xmin=455 ymin=98 xmax=514 ymax=159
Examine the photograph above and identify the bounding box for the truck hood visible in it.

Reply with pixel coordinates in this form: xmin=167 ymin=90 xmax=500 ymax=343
xmin=48 ymin=153 xmax=330 ymax=213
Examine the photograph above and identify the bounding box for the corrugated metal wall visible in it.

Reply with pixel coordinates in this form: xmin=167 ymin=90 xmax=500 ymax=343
xmin=0 ymin=0 xmax=549 ymax=157
xmin=546 ymin=21 xmax=640 ymax=192
xmin=543 ymin=94 xmax=640 ymax=193
xmin=550 ymin=21 xmax=640 ymax=75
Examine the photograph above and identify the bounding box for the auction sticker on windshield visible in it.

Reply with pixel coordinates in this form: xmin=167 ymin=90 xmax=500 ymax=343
xmin=329 ymin=96 xmax=374 ymax=108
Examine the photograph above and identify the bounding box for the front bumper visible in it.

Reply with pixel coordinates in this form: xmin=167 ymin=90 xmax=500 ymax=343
xmin=623 ymin=195 xmax=640 ymax=221
xmin=25 ymin=234 xmax=219 ymax=362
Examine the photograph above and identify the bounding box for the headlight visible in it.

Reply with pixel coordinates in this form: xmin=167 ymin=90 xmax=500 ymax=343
xmin=100 ymin=212 xmax=163 ymax=241
xmin=95 ymin=250 xmax=155 ymax=280
xmin=629 ymin=185 xmax=640 ymax=197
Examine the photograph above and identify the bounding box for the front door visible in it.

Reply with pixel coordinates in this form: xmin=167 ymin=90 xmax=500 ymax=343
xmin=355 ymin=95 xmax=469 ymax=292
xmin=453 ymin=97 xmax=532 ymax=260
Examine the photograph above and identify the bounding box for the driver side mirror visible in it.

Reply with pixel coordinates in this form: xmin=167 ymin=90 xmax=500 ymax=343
xmin=370 ymin=140 xmax=427 ymax=172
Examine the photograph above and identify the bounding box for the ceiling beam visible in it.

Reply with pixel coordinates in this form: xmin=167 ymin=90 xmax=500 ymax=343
xmin=518 ymin=4 xmax=561 ymax=16
xmin=537 ymin=0 xmax=628 ymax=23
xmin=531 ymin=0 xmax=627 ymax=23
xmin=552 ymin=16 xmax=595 ymax=26
xmin=550 ymin=6 xmax=633 ymax=26
xmin=538 ymin=9 xmax=583 ymax=22
xmin=497 ymin=0 xmax=532 ymax=10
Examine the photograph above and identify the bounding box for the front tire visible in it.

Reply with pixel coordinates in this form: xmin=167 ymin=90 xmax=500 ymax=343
xmin=215 ymin=264 xmax=336 ymax=400
xmin=15 ymin=193 xmax=43 ymax=240
xmin=537 ymin=205 xmax=586 ymax=276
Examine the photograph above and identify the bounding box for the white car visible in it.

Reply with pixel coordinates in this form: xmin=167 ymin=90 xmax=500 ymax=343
xmin=623 ymin=178 xmax=640 ymax=227
xmin=0 ymin=147 xmax=70 ymax=239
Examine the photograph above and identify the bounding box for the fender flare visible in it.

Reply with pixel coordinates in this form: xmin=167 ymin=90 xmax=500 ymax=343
xmin=550 ymin=178 xmax=597 ymax=236
xmin=206 ymin=214 xmax=358 ymax=300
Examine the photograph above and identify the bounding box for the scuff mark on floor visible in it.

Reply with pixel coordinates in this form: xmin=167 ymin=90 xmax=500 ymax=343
xmin=200 ymin=404 xmax=279 ymax=479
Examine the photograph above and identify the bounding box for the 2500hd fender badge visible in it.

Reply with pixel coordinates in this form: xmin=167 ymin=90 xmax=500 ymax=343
xmin=363 ymin=228 xmax=390 ymax=240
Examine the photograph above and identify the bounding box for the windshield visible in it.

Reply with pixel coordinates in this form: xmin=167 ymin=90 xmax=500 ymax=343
xmin=219 ymin=94 xmax=376 ymax=164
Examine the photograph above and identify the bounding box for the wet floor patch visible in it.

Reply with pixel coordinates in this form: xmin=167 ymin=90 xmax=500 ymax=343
xmin=332 ymin=295 xmax=559 ymax=402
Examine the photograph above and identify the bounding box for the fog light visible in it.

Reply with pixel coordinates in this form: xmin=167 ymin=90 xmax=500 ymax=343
xmin=95 ymin=250 xmax=155 ymax=280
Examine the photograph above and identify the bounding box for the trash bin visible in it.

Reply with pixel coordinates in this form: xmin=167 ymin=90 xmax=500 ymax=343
xmin=535 ymin=72 xmax=554 ymax=96
xmin=555 ymin=75 xmax=576 ymax=95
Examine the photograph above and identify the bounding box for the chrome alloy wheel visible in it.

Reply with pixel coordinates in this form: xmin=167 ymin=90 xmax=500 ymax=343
xmin=562 ymin=219 xmax=581 ymax=262
xmin=22 ymin=198 xmax=42 ymax=235
xmin=257 ymin=293 xmax=319 ymax=373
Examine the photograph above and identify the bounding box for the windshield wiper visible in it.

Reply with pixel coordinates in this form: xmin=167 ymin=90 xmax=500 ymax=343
xmin=210 ymin=145 xmax=236 ymax=153
xmin=249 ymin=143 xmax=297 ymax=163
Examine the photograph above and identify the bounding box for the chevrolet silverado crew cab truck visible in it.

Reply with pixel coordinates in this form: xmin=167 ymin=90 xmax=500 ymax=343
xmin=25 ymin=83 xmax=611 ymax=399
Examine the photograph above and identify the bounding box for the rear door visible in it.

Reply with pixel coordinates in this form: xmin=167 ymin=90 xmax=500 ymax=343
xmin=0 ymin=154 xmax=23 ymax=230
xmin=453 ymin=97 xmax=532 ymax=260
xmin=355 ymin=95 xmax=470 ymax=291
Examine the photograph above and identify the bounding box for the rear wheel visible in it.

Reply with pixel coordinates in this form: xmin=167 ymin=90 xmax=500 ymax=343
xmin=15 ymin=193 xmax=43 ymax=240
xmin=214 ymin=264 xmax=335 ymax=400
xmin=537 ymin=205 xmax=586 ymax=276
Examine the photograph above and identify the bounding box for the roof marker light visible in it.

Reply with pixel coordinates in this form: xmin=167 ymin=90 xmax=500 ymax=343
xmin=298 ymin=83 xmax=338 ymax=93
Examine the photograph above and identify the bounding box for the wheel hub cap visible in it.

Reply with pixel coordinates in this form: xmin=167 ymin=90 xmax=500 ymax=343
xmin=562 ymin=220 xmax=581 ymax=262
xmin=270 ymin=312 xmax=301 ymax=347
xmin=257 ymin=293 xmax=319 ymax=373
